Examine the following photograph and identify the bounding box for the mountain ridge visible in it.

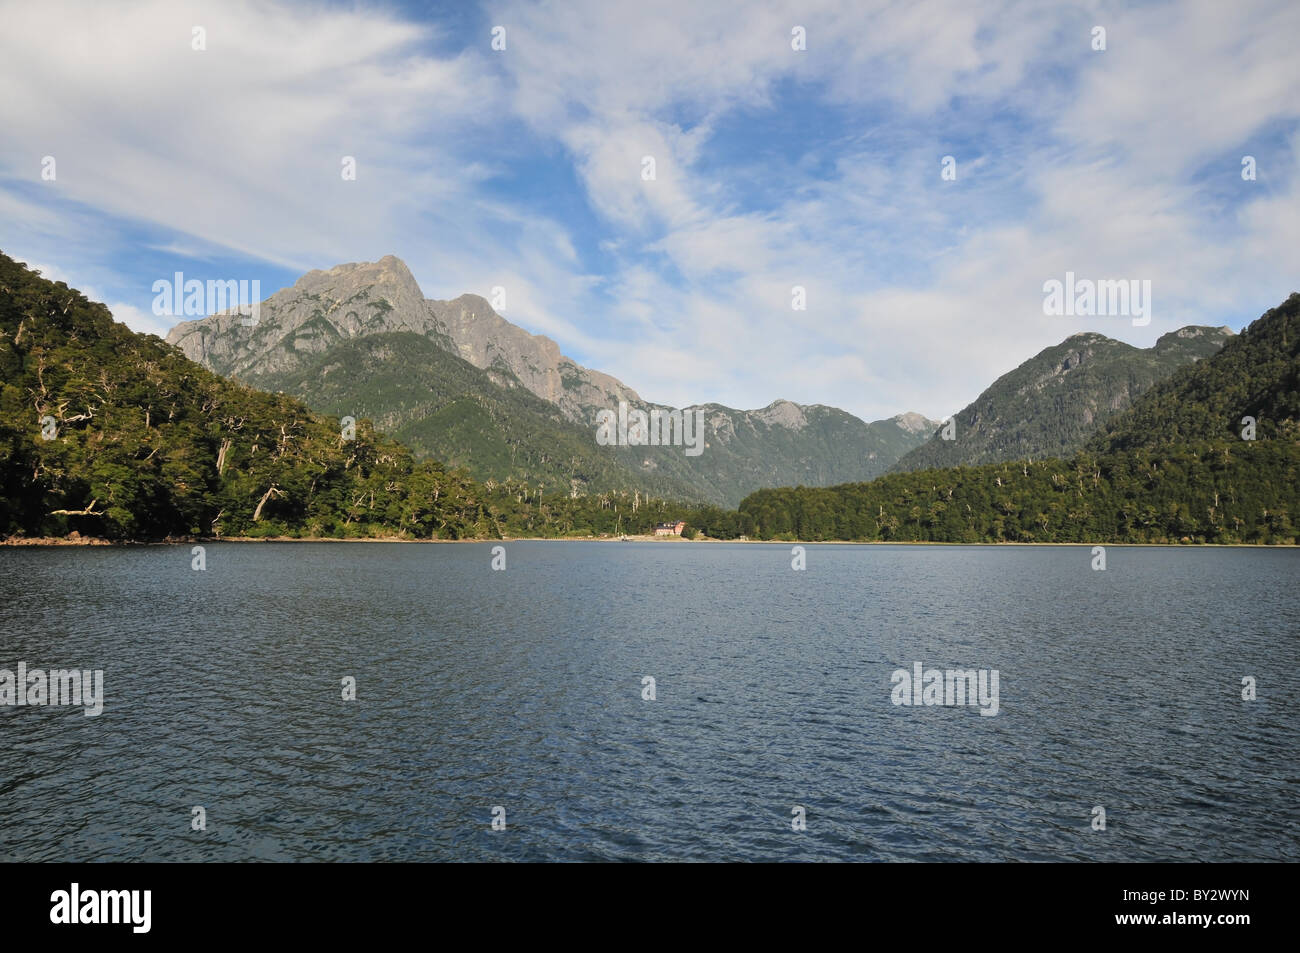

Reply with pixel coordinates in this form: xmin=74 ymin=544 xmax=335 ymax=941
xmin=166 ymin=255 xmax=939 ymax=505
xmin=166 ymin=253 xmax=918 ymax=426
xmin=892 ymin=324 xmax=1234 ymax=472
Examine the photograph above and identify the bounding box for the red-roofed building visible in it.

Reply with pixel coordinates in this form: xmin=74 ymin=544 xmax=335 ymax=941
xmin=653 ymin=521 xmax=686 ymax=536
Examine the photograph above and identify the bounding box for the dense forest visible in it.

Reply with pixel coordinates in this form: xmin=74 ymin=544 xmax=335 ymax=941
xmin=1089 ymin=293 xmax=1300 ymax=451
xmin=1 ymin=252 xmax=1296 ymax=544
xmin=739 ymin=442 xmax=1299 ymax=543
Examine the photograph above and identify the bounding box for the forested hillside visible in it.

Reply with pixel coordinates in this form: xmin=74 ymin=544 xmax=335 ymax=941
xmin=0 ymin=252 xmax=496 ymax=539
xmin=741 ymin=294 xmax=1300 ymax=544
xmin=246 ymin=330 xmax=706 ymax=503
xmin=893 ymin=326 xmax=1232 ymax=472
xmin=1090 ymin=293 xmax=1300 ymax=450
xmin=740 ymin=442 xmax=1299 ymax=543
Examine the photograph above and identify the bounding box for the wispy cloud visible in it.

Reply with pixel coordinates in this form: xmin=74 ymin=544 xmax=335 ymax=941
xmin=0 ymin=0 xmax=1296 ymax=421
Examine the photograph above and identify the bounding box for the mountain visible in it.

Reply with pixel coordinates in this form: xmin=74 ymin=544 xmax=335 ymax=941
xmin=241 ymin=328 xmax=708 ymax=502
xmin=892 ymin=326 xmax=1233 ymax=472
xmin=741 ymin=293 xmax=1300 ymax=545
xmin=166 ymin=256 xmax=937 ymax=506
xmin=164 ymin=256 xmax=640 ymax=419
xmin=0 ymin=251 xmax=751 ymax=542
xmin=8 ymin=253 xmax=1296 ymax=545
xmin=0 ymin=252 xmax=493 ymax=540
xmin=1089 ymin=293 xmax=1300 ymax=451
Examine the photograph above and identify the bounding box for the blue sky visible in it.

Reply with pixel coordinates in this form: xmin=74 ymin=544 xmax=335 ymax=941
xmin=1 ymin=0 xmax=1297 ymax=421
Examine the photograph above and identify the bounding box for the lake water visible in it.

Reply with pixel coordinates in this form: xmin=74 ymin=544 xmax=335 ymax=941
xmin=1 ymin=542 xmax=1296 ymax=862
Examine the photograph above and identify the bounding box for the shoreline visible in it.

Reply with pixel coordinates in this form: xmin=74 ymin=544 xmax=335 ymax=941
xmin=2 ymin=535 xmax=1294 ymax=549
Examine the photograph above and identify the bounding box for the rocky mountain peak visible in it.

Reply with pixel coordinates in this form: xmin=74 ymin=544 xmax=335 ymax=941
xmin=1153 ymin=325 xmax=1236 ymax=350
xmin=294 ymin=254 xmax=426 ymax=315
xmin=891 ymin=411 xmax=939 ymax=435
xmin=753 ymin=399 xmax=809 ymax=430
xmin=423 ymin=292 xmax=639 ymax=419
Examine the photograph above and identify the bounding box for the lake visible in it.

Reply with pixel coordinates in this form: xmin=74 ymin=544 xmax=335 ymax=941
xmin=1 ymin=541 xmax=1296 ymax=861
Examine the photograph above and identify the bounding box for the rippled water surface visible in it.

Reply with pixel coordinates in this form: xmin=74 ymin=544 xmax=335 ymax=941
xmin=1 ymin=542 xmax=1296 ymax=861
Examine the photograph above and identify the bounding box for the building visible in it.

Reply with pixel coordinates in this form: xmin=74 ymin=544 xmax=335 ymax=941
xmin=652 ymin=520 xmax=686 ymax=536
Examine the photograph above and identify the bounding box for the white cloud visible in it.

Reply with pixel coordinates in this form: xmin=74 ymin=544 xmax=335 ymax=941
xmin=0 ymin=0 xmax=498 ymax=270
xmin=106 ymin=301 xmax=171 ymax=338
xmin=487 ymin=0 xmax=1300 ymax=418
xmin=1 ymin=0 xmax=1296 ymax=424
